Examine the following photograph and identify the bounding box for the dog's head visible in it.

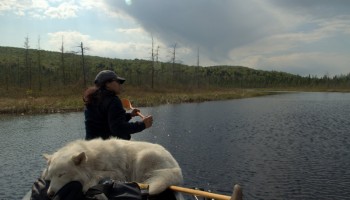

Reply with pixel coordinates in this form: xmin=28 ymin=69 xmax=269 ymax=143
xmin=43 ymin=152 xmax=89 ymax=198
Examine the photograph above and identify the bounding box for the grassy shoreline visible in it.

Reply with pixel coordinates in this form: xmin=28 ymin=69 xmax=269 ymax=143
xmin=0 ymin=87 xmax=349 ymax=115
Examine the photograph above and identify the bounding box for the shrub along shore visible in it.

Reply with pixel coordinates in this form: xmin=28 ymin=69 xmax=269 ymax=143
xmin=0 ymin=87 xmax=349 ymax=115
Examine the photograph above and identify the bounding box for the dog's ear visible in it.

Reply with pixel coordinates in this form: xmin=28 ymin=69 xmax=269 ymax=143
xmin=72 ymin=152 xmax=87 ymax=165
xmin=43 ymin=154 xmax=52 ymax=165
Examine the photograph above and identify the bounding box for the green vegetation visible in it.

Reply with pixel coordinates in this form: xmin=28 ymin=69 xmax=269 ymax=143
xmin=0 ymin=46 xmax=349 ymax=114
xmin=0 ymin=87 xmax=274 ymax=114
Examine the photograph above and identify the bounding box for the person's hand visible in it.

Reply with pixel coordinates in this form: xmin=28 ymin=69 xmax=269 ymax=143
xmin=142 ymin=115 xmax=153 ymax=128
xmin=131 ymin=108 xmax=141 ymax=117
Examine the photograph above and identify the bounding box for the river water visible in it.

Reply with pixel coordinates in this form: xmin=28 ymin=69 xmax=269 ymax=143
xmin=0 ymin=92 xmax=349 ymax=200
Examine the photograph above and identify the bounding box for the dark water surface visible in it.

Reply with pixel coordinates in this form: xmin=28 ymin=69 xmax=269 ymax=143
xmin=0 ymin=92 xmax=349 ymax=200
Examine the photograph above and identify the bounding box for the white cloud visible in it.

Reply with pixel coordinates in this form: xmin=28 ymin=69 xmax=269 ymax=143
xmin=117 ymin=27 xmax=145 ymax=35
xmin=114 ymin=27 xmax=151 ymax=44
xmin=78 ymin=0 xmax=105 ymax=10
xmin=0 ymin=0 xmax=80 ymax=19
xmin=233 ymin=53 xmax=333 ymax=76
xmin=44 ymin=2 xmax=79 ymax=19
xmin=315 ymin=16 xmax=350 ymax=36
xmin=48 ymin=31 xmax=90 ymax=49
xmin=0 ymin=0 xmax=30 ymax=15
xmin=0 ymin=0 xmax=47 ymax=15
xmin=47 ymin=30 xmax=150 ymax=59
xmin=88 ymin=40 xmax=149 ymax=59
xmin=79 ymin=0 xmax=130 ymax=19
xmin=238 ymin=52 xmax=350 ymax=77
xmin=32 ymin=0 xmax=49 ymax=9
xmin=0 ymin=1 xmax=16 ymax=12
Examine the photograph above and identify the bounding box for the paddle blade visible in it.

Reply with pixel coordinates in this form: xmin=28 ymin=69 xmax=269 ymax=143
xmin=121 ymin=98 xmax=145 ymax=118
xmin=121 ymin=98 xmax=132 ymax=110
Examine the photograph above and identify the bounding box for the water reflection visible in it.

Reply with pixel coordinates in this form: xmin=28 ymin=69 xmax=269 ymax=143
xmin=0 ymin=92 xmax=349 ymax=200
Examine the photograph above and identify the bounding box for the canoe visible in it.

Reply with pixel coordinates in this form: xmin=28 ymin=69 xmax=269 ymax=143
xmin=22 ymin=184 xmax=242 ymax=200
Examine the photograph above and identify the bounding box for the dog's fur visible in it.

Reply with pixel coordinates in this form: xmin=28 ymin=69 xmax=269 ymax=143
xmin=42 ymin=138 xmax=183 ymax=196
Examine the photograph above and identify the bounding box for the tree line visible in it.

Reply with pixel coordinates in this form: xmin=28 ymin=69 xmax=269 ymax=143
xmin=0 ymin=45 xmax=349 ymax=96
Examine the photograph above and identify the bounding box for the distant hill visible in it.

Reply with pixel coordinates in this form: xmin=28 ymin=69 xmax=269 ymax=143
xmin=0 ymin=46 xmax=349 ymax=94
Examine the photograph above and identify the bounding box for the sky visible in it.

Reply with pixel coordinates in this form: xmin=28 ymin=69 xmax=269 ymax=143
xmin=1 ymin=0 xmax=350 ymax=77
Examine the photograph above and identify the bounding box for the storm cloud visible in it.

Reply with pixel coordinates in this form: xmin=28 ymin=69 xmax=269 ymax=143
xmin=103 ymin=0 xmax=350 ymax=76
xmin=105 ymin=0 xmax=285 ymax=62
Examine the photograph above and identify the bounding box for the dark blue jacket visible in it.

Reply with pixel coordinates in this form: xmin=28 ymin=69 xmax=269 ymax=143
xmin=84 ymin=92 xmax=145 ymax=140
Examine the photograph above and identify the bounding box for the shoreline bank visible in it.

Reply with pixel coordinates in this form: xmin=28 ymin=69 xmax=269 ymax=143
xmin=0 ymin=89 xmax=273 ymax=115
xmin=1 ymin=88 xmax=348 ymax=115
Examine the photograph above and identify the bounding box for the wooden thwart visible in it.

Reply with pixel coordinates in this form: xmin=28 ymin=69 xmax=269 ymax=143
xmin=169 ymin=184 xmax=242 ymax=200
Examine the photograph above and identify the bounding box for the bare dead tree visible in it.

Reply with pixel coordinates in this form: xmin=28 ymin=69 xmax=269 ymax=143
xmin=60 ymin=36 xmax=66 ymax=85
xmin=171 ymin=43 xmax=177 ymax=83
xmin=156 ymin=45 xmax=162 ymax=79
xmin=196 ymin=47 xmax=200 ymax=88
xmin=37 ymin=35 xmax=42 ymax=91
xmin=151 ymin=35 xmax=155 ymax=89
xmin=24 ymin=35 xmax=31 ymax=89
xmin=79 ymin=42 xmax=88 ymax=88
xmin=156 ymin=45 xmax=160 ymax=63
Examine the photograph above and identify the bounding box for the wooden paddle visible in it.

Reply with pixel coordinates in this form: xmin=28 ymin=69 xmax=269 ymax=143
xmin=169 ymin=184 xmax=242 ymax=200
xmin=121 ymin=98 xmax=145 ymax=119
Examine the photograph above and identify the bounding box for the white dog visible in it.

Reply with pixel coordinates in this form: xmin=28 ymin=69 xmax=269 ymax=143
xmin=42 ymin=138 xmax=183 ymax=197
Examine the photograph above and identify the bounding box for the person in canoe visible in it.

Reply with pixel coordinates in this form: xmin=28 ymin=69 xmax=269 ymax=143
xmin=83 ymin=70 xmax=153 ymax=140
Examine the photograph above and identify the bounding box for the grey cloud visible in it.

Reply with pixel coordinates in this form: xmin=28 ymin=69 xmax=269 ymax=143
xmin=103 ymin=0 xmax=350 ymax=76
xmin=105 ymin=0 xmax=284 ymax=63
xmin=267 ymin=0 xmax=350 ymax=18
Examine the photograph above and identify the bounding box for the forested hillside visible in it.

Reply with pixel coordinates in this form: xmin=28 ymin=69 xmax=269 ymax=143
xmin=1 ymin=46 xmax=349 ymax=96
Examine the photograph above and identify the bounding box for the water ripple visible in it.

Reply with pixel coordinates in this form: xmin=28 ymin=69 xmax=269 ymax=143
xmin=1 ymin=92 xmax=350 ymax=200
